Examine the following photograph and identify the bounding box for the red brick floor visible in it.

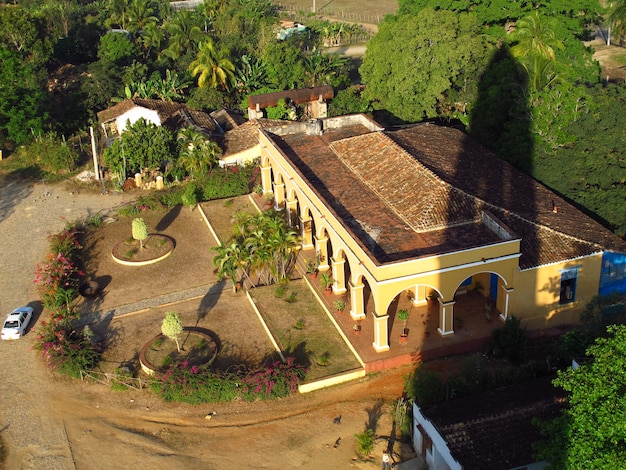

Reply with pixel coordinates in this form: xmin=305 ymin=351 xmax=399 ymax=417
xmin=297 ymin=251 xmax=502 ymax=373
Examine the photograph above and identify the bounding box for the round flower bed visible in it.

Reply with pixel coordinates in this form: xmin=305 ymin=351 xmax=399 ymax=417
xmin=139 ymin=328 xmax=219 ymax=376
xmin=111 ymin=234 xmax=174 ymax=266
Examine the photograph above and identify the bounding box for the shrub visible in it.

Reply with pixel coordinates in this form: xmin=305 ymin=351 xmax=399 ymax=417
xmin=150 ymin=357 xmax=307 ymax=404
xmin=405 ymin=366 xmax=444 ymax=406
xmin=34 ymin=321 xmax=101 ymax=378
xmin=354 ymin=429 xmax=375 ymax=458
xmin=487 ymin=315 xmax=528 ymax=364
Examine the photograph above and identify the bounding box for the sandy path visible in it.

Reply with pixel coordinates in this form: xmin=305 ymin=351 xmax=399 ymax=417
xmin=0 ymin=178 xmax=131 ymax=469
xmin=0 ymin=178 xmax=417 ymax=469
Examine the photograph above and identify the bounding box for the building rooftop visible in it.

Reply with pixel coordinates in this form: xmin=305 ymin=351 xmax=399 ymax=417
xmin=265 ymin=119 xmax=626 ymax=268
xmin=421 ymin=375 xmax=566 ymax=470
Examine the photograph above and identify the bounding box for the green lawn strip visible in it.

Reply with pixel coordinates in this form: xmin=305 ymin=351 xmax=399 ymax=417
xmin=201 ymin=196 xmax=257 ymax=242
xmin=249 ymin=281 xmax=361 ymax=381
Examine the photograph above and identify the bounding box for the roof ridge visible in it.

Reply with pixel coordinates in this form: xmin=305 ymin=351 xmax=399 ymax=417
xmin=331 ymin=132 xmax=479 ymax=233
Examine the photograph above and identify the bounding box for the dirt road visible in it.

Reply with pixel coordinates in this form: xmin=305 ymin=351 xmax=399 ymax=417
xmin=0 ymin=178 xmax=416 ymax=469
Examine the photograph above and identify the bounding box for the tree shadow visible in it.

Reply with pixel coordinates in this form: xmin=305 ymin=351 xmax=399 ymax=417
xmin=364 ymin=398 xmax=385 ymax=434
xmin=196 ymin=280 xmax=227 ymax=325
xmin=155 ymin=204 xmax=181 ymax=232
xmin=283 ymin=341 xmax=312 ymax=370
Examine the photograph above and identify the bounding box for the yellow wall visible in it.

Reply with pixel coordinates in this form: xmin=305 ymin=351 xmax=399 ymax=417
xmin=510 ymin=254 xmax=603 ymax=329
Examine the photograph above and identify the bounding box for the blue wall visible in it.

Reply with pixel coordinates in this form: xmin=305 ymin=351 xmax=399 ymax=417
xmin=599 ymin=252 xmax=626 ymax=296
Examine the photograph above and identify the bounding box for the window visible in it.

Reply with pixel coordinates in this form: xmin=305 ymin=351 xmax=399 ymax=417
xmin=559 ymin=269 xmax=578 ymax=304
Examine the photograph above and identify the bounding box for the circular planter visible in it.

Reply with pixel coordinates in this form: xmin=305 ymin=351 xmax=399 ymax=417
xmin=112 ymin=234 xmax=174 ymax=266
xmin=139 ymin=328 xmax=219 ymax=376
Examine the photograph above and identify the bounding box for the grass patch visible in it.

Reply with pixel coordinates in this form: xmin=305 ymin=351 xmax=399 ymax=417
xmin=250 ymin=280 xmax=361 ymax=380
xmin=201 ymin=196 xmax=257 ymax=242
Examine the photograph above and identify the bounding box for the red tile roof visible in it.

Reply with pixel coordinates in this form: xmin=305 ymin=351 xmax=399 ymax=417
xmin=267 ymin=120 xmax=626 ymax=268
xmin=421 ymin=375 xmax=566 ymax=470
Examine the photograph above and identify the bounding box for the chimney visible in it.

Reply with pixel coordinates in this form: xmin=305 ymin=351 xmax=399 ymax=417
xmin=305 ymin=119 xmax=323 ymax=136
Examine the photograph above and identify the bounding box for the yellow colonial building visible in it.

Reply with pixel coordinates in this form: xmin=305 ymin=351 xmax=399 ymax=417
xmin=255 ymin=114 xmax=626 ymax=354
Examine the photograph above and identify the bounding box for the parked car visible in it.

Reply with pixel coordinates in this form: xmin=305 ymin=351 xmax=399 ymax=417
xmin=1 ymin=306 xmax=34 ymax=340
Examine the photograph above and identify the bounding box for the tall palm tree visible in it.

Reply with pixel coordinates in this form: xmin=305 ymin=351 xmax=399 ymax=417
xmin=188 ymin=38 xmax=235 ymax=91
xmin=510 ymin=11 xmax=564 ymax=92
xmin=106 ymin=0 xmax=129 ymax=29
xmin=608 ymin=0 xmax=626 ymax=45
xmin=126 ymin=0 xmax=159 ymax=34
xmin=163 ymin=10 xmax=206 ymax=60
xmin=177 ymin=127 xmax=221 ymax=178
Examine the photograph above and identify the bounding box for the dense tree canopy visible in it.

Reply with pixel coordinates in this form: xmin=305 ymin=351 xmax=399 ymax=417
xmin=360 ymin=7 xmax=493 ymax=123
xmin=535 ymin=325 xmax=626 ymax=468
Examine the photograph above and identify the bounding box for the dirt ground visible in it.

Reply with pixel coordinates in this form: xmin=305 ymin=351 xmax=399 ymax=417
xmin=0 ymin=180 xmax=418 ymax=469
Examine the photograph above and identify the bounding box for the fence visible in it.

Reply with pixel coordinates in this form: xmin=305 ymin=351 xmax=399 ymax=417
xmin=79 ymin=369 xmax=157 ymax=390
xmin=276 ymin=3 xmax=383 ymax=25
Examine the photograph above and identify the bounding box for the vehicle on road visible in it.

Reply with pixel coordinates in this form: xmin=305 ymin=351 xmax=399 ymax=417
xmin=1 ymin=306 xmax=34 ymax=340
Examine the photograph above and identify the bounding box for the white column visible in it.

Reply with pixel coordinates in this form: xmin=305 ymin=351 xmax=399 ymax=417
xmin=350 ymin=281 xmax=365 ymax=320
xmin=499 ymin=286 xmax=514 ymax=322
xmin=437 ymin=299 xmax=455 ymax=337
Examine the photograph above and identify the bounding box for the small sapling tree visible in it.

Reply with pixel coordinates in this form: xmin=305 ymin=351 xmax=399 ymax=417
xmin=161 ymin=311 xmax=183 ymax=352
xmin=132 ymin=217 xmax=148 ymax=249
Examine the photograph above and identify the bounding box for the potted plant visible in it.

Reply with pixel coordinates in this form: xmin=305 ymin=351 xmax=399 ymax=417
xmin=319 ymin=272 xmax=333 ymax=296
xmin=253 ymin=184 xmax=263 ymax=198
xmin=398 ymin=309 xmax=409 ymax=342
xmin=353 ymin=324 xmax=362 ymax=335
xmin=334 ymin=299 xmax=346 ymax=313
xmin=305 ymin=258 xmax=318 ymax=278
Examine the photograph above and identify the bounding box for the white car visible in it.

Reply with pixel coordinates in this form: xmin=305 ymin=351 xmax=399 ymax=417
xmin=1 ymin=307 xmax=34 ymax=340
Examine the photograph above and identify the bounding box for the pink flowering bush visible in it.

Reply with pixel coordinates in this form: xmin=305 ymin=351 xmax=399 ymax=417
xmin=33 ymin=219 xmax=101 ymax=378
xmin=151 ymin=357 xmax=307 ymax=404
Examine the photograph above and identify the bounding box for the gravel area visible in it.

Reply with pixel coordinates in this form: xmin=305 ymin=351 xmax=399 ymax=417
xmin=0 ymin=177 xmax=131 ymax=469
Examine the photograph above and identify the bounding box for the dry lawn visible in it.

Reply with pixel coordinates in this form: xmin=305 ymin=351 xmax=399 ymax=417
xmin=250 ymin=280 xmax=362 ymax=380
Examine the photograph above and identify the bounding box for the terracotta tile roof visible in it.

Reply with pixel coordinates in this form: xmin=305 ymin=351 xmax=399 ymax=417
xmin=271 ymin=124 xmax=503 ymax=264
xmin=248 ymin=86 xmax=334 ymax=109
xmin=268 ymin=120 xmax=626 ymax=268
xmin=210 ymin=108 xmax=246 ymax=132
xmin=223 ymin=119 xmax=289 ymax=157
xmin=385 ymin=123 xmax=626 ymax=267
xmin=331 ymin=133 xmax=482 ymax=232
xmin=96 ymin=99 xmax=185 ymax=123
xmin=162 ymin=108 xmax=221 ymax=135
xmin=422 ymin=376 xmax=566 ymax=470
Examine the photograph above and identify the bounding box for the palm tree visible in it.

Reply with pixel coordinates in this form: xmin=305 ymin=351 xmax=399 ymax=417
xmin=608 ymin=0 xmax=626 ymax=45
xmin=163 ymin=10 xmax=206 ymax=60
xmin=177 ymin=127 xmax=221 ymax=178
xmin=510 ymin=11 xmax=564 ymax=92
xmin=235 ymin=55 xmax=268 ymax=95
xmin=188 ymin=39 xmax=236 ymax=91
xmin=303 ymin=49 xmax=347 ymax=87
xmin=126 ymin=0 xmax=159 ymax=34
xmin=106 ymin=0 xmax=129 ymax=29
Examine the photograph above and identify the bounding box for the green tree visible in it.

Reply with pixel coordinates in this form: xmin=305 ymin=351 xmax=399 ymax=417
xmin=132 ymin=217 xmax=149 ymax=248
xmin=534 ymin=325 xmax=626 ymax=468
xmin=176 ymin=127 xmax=221 ymax=178
xmin=161 ymin=311 xmax=183 ymax=352
xmin=0 ymin=47 xmax=48 ymax=145
xmin=163 ymin=9 xmax=205 ymax=60
xmin=329 ymin=87 xmax=372 ymax=117
xmin=213 ymin=210 xmax=300 ymax=288
xmin=360 ymin=8 xmax=493 ymax=123
xmin=103 ymin=118 xmax=175 ymax=181
xmin=261 ymin=40 xmax=307 ymax=90
xmin=510 ymin=11 xmax=564 ymax=92
xmin=189 ymin=38 xmax=235 ymax=91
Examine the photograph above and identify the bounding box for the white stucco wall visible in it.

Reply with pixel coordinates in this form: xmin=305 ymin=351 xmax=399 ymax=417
xmin=115 ymin=107 xmax=161 ymax=134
